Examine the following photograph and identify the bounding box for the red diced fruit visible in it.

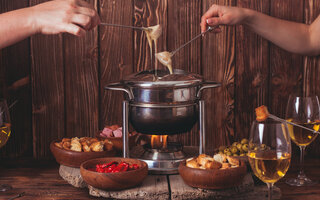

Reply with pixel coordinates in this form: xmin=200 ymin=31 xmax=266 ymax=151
xmin=92 ymin=161 xmax=139 ymax=173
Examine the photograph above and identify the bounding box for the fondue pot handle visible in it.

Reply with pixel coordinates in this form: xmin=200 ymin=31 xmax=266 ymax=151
xmin=104 ymin=82 xmax=134 ymax=100
xmin=197 ymin=81 xmax=221 ymax=98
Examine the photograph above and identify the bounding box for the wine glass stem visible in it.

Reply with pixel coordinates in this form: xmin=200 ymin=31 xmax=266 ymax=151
xmin=299 ymin=145 xmax=306 ymax=177
xmin=266 ymin=182 xmax=274 ymax=200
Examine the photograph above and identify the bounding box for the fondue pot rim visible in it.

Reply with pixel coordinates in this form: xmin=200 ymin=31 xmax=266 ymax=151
xmin=124 ymin=80 xmax=202 ymax=88
xmin=104 ymin=80 xmax=221 ymax=100
xmin=130 ymin=102 xmax=197 ymax=108
xmin=104 ymin=69 xmax=221 ymax=101
xmin=122 ymin=69 xmax=203 ymax=88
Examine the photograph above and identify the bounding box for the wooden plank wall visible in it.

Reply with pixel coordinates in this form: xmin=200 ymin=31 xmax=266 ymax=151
xmin=235 ymin=0 xmax=269 ymax=144
xmin=304 ymin=0 xmax=320 ymax=156
xmin=202 ymin=0 xmax=236 ymax=149
xmin=99 ymin=0 xmax=133 ymax=132
xmin=0 ymin=0 xmax=32 ymax=158
xmin=0 ymin=0 xmax=320 ymax=159
xmin=30 ymin=0 xmax=65 ymax=158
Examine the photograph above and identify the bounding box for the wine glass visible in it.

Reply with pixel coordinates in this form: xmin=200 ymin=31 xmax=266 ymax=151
xmin=248 ymin=119 xmax=291 ymax=200
xmin=285 ymin=95 xmax=320 ymax=186
xmin=0 ymin=99 xmax=12 ymax=192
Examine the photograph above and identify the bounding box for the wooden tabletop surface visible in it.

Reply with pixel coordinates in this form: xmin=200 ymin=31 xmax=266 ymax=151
xmin=0 ymin=155 xmax=319 ymax=200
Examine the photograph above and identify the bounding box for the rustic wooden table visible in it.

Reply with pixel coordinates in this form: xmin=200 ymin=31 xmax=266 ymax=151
xmin=59 ymin=165 xmax=278 ymax=200
xmin=0 ymin=155 xmax=319 ymax=200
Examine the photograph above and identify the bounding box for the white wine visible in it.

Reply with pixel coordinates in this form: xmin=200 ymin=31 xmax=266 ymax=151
xmin=0 ymin=123 xmax=11 ymax=148
xmin=287 ymin=120 xmax=319 ymax=146
xmin=248 ymin=151 xmax=291 ymax=183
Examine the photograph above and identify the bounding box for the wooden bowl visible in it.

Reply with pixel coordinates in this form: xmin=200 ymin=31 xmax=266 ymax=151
xmin=96 ymin=131 xmax=137 ymax=152
xmin=178 ymin=160 xmax=247 ymax=189
xmin=80 ymin=157 xmax=148 ymax=190
xmin=50 ymin=140 xmax=117 ymax=168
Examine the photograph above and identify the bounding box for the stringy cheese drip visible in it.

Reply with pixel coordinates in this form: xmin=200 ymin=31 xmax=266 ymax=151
xmin=145 ymin=33 xmax=153 ymax=69
xmin=144 ymin=25 xmax=169 ymax=75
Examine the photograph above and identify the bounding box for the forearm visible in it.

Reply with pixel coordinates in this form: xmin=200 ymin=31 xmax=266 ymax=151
xmin=244 ymin=9 xmax=317 ymax=56
xmin=0 ymin=8 xmax=37 ymax=49
xmin=0 ymin=0 xmax=100 ymax=50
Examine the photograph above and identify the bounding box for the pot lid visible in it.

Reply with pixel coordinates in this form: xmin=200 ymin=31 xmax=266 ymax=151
xmin=122 ymin=69 xmax=203 ymax=88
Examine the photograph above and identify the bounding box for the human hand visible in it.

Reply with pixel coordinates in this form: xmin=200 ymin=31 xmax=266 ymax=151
xmin=30 ymin=0 xmax=100 ymax=36
xmin=201 ymin=4 xmax=248 ymax=33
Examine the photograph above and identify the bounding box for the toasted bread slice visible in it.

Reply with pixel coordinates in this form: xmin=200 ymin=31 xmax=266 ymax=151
xmin=81 ymin=142 xmax=91 ymax=152
xmin=79 ymin=137 xmax=90 ymax=144
xmin=205 ymin=160 xmax=222 ymax=169
xmin=255 ymin=105 xmax=269 ymax=122
xmin=89 ymin=138 xmax=99 ymax=145
xmin=62 ymin=138 xmax=71 ymax=143
xmin=213 ymin=154 xmax=227 ymax=164
xmin=221 ymin=163 xmax=231 ymax=169
xmin=226 ymin=156 xmax=240 ymax=166
xmin=186 ymin=158 xmax=199 ymax=169
xmin=197 ymin=154 xmax=213 ymax=167
xmin=70 ymin=138 xmax=82 ymax=152
xmin=90 ymin=141 xmax=104 ymax=152
xmin=62 ymin=141 xmax=71 ymax=150
xmin=54 ymin=142 xmax=63 ymax=148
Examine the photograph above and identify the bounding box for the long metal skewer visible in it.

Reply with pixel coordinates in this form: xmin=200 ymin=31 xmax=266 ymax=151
xmin=171 ymin=26 xmax=217 ymax=56
xmin=0 ymin=100 xmax=18 ymax=116
xmin=8 ymin=192 xmax=25 ymax=200
xmin=8 ymin=100 xmax=18 ymax=110
xmin=99 ymin=23 xmax=147 ymax=31
xmin=269 ymin=114 xmax=320 ymax=134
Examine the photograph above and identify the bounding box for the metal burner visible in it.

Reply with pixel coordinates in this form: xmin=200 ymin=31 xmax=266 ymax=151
xmin=135 ymin=142 xmax=186 ymax=174
xmin=121 ymin=100 xmax=206 ymax=175
xmin=143 ymin=142 xmax=183 ymax=153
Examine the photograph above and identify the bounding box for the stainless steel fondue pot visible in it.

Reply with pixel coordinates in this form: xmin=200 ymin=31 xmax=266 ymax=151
xmin=104 ymin=69 xmax=221 ymax=135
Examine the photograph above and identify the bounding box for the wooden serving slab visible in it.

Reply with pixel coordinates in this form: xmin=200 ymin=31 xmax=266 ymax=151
xmin=170 ymin=174 xmax=281 ymax=200
xmin=59 ymin=165 xmax=87 ymax=188
xmin=88 ymin=175 xmax=170 ymax=200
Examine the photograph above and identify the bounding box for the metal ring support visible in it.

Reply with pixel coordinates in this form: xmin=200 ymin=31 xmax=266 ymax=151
xmin=199 ymin=100 xmax=205 ymax=154
xmin=122 ymin=101 xmax=129 ymax=158
xmin=104 ymin=82 xmax=134 ymax=100
xmin=129 ymin=102 xmax=197 ymax=108
xmin=196 ymin=81 xmax=221 ymax=98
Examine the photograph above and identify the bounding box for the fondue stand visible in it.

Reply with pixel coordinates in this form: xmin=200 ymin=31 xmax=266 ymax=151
xmin=105 ymin=69 xmax=221 ymax=174
xmin=121 ymin=100 xmax=206 ymax=174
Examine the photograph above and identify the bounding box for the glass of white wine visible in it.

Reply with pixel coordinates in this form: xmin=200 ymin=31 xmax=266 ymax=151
xmin=248 ymin=119 xmax=291 ymax=200
xmin=285 ymin=95 xmax=320 ymax=186
xmin=0 ymin=99 xmax=12 ymax=192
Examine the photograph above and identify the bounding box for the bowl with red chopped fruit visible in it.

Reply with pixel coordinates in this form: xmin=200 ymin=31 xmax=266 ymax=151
xmin=96 ymin=125 xmax=138 ymax=152
xmin=80 ymin=157 xmax=148 ymax=190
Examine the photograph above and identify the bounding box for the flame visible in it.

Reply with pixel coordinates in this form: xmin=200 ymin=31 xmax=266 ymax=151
xmin=151 ymin=135 xmax=168 ymax=149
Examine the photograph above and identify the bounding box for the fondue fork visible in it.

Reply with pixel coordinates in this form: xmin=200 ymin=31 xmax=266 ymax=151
xmin=155 ymin=26 xmax=218 ymax=67
xmin=0 ymin=100 xmax=18 ymax=116
xmin=100 ymin=23 xmax=147 ymax=31
xmin=171 ymin=26 xmax=217 ymax=56
xmin=156 ymin=26 xmax=218 ymax=61
xmin=268 ymin=114 xmax=320 ymax=135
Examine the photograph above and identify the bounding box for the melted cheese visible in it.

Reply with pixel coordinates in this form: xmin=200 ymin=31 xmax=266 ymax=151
xmin=144 ymin=25 xmax=174 ymax=75
xmin=155 ymin=51 xmax=173 ymax=74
